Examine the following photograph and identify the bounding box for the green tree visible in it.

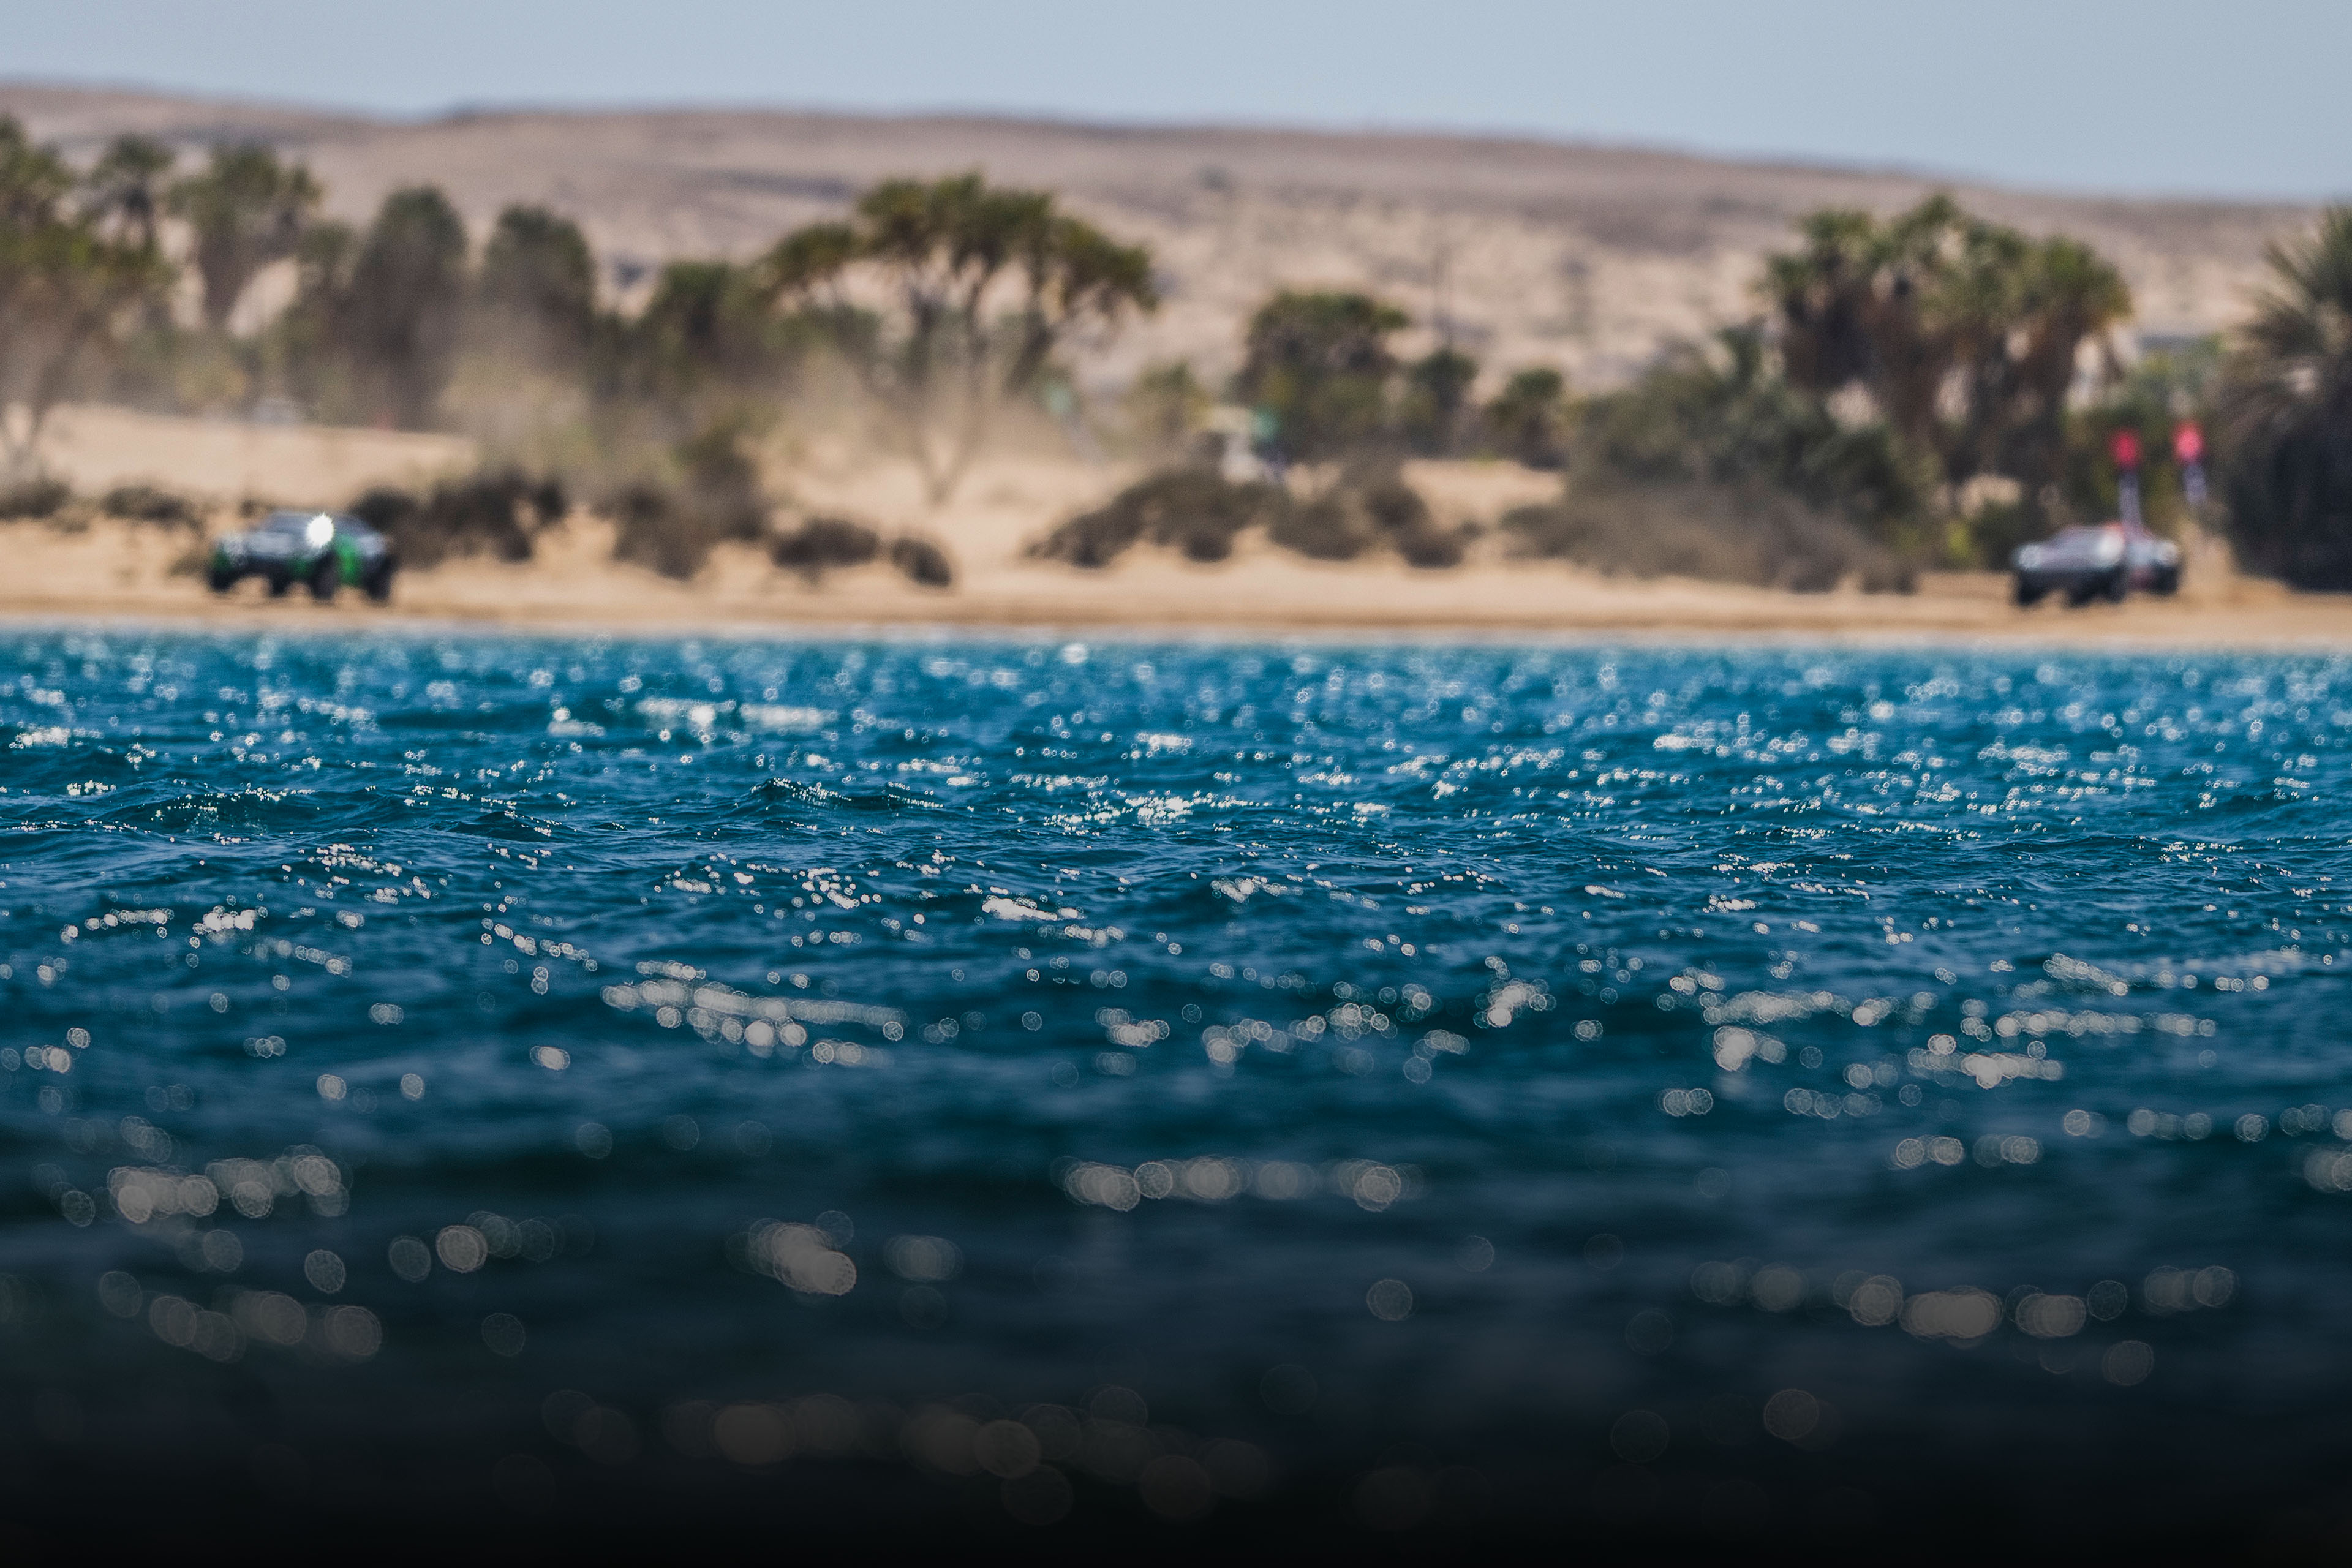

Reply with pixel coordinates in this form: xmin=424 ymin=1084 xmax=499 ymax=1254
xmin=2219 ymin=208 xmax=2352 ymax=588
xmin=83 ymin=135 xmax=176 ymax=252
xmin=0 ymin=118 xmax=172 ymax=477
xmin=1123 ymin=360 xmax=1210 ymax=457
xmin=1400 ymin=346 xmax=1478 ymax=456
xmin=614 ymin=260 xmax=782 ymax=409
xmin=167 ymin=145 xmax=320 ymax=331
xmin=345 ymin=187 xmax=469 ymax=428
xmin=1234 ymin=290 xmax=1409 ymax=462
xmin=270 ymin=220 xmax=360 ymax=417
xmin=476 ymin=205 xmax=596 ymax=368
xmin=1578 ymin=327 xmax=1916 ymax=529
xmin=1762 ymin=194 xmax=2130 ymax=518
xmin=1483 ymin=366 xmax=1571 ymax=469
xmin=760 ymin=173 xmax=1156 ymax=503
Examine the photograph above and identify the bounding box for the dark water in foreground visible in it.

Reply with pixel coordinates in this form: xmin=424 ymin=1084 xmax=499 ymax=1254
xmin=6 ymin=627 xmax=2352 ymax=1547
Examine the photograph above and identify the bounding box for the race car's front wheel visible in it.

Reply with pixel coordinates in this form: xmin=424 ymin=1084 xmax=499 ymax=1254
xmin=2013 ymin=576 xmax=2046 ymax=608
xmin=363 ymin=561 xmax=395 ymax=603
xmin=307 ymin=558 xmax=339 ymax=601
xmin=206 ymin=564 xmax=236 ymax=594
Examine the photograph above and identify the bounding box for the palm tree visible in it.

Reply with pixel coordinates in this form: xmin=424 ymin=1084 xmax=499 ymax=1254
xmin=345 ymin=187 xmax=469 ymax=429
xmin=1762 ymin=195 xmax=2130 ymax=514
xmin=83 ymin=135 xmax=175 ymax=252
xmin=1234 ymin=290 xmax=1409 ymax=464
xmin=2220 ymin=208 xmax=2352 ymax=587
xmin=476 ymin=205 xmax=597 ymax=368
xmin=168 ymin=145 xmax=321 ymax=331
xmin=761 ymin=175 xmax=1156 ymax=503
xmin=0 ymin=119 xmax=172 ymax=478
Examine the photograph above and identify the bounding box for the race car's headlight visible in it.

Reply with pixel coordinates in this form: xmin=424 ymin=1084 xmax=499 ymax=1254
xmin=306 ymin=514 xmax=335 ymax=548
xmin=2018 ymin=546 xmax=2043 ymax=568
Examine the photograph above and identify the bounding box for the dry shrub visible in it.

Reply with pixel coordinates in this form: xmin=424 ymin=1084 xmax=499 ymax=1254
xmin=1035 ymin=466 xmax=1471 ymax=570
xmin=1031 ymin=470 xmax=1286 ymax=567
xmin=1503 ymin=480 xmax=1910 ymax=592
xmin=771 ymin=516 xmax=881 ymax=581
xmin=604 ymin=482 xmax=707 ymax=580
xmin=1269 ymin=477 xmax=1478 ymax=568
xmin=768 ymin=518 xmax=954 ymax=589
xmin=352 ymin=469 xmax=567 ymax=568
xmin=1267 ymin=494 xmax=1362 ymax=560
xmin=604 ymin=424 xmax=776 ymax=581
xmin=99 ymin=484 xmax=200 ymax=529
xmin=889 ymin=535 xmax=954 ymax=588
xmin=0 ymin=477 xmax=71 ymax=521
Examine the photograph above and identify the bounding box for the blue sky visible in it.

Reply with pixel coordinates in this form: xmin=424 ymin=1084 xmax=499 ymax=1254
xmin=12 ymin=0 xmax=2346 ymax=200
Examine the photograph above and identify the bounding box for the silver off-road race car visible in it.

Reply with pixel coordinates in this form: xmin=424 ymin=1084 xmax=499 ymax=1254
xmin=208 ymin=510 xmax=397 ymax=601
xmin=2012 ymin=522 xmax=2181 ymax=608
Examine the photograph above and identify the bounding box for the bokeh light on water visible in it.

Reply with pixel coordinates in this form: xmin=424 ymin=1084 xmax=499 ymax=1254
xmin=6 ymin=628 xmax=2352 ymax=1544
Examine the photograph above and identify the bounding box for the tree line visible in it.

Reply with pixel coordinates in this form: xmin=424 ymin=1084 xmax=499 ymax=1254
xmin=0 ymin=119 xmax=1162 ymax=577
xmin=2 ymin=109 xmax=2348 ymax=590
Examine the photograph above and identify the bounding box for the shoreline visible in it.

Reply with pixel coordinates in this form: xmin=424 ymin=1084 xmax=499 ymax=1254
xmin=7 ymin=581 xmax=2351 ymax=650
xmin=11 ymin=410 xmax=2342 ymax=652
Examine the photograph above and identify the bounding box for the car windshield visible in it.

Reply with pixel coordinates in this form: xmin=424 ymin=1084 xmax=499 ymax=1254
xmin=2039 ymin=527 xmax=2114 ymax=556
xmin=257 ymin=511 xmax=340 ymax=546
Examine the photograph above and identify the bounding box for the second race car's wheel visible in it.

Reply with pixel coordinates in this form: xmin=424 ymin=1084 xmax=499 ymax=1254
xmin=2151 ymin=567 xmax=2181 ymax=595
xmin=206 ymin=564 xmax=236 ymax=594
xmin=364 ymin=561 xmax=395 ymax=603
xmin=307 ymin=557 xmax=339 ymax=601
xmin=2013 ymin=576 xmax=2046 ymax=608
xmin=2103 ymin=568 xmax=2128 ymax=603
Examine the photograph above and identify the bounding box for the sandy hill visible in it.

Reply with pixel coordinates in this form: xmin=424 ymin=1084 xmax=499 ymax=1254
xmin=0 ymin=83 xmax=2316 ymax=393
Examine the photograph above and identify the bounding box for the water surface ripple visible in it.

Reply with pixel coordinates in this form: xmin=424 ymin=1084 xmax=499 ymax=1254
xmin=5 ymin=628 xmax=2348 ymax=1542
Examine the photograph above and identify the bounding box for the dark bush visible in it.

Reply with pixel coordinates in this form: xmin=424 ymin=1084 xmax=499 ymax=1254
xmin=1033 ymin=469 xmax=1287 ymax=568
xmin=350 ymin=469 xmax=566 ymax=568
xmin=2229 ymin=430 xmax=2352 ymax=589
xmin=1504 ymin=480 xmax=1909 ymax=593
xmin=770 ymin=516 xmax=881 ymax=581
xmin=1036 ymin=466 xmax=1470 ymax=570
xmin=100 ymin=483 xmax=200 ymax=528
xmin=674 ymin=421 xmax=771 ymax=545
xmin=1260 ymin=476 xmax=1476 ymax=567
xmin=1268 ymin=494 xmax=1370 ymax=560
xmin=1578 ymin=330 xmax=1921 ymax=541
xmin=1393 ymin=520 xmax=1477 ymax=569
xmin=889 ymin=535 xmax=954 ymax=589
xmin=1360 ymin=478 xmax=1479 ymax=568
xmin=2217 ymin=210 xmax=2352 ymax=589
xmin=0 ymin=477 xmax=72 ymax=521
xmin=605 ymin=482 xmax=712 ymax=581
xmin=601 ymin=424 xmax=774 ymax=581
xmin=345 ymin=487 xmax=417 ymax=536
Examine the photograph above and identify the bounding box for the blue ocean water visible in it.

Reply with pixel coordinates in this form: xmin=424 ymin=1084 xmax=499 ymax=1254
xmin=4 ymin=627 xmax=2349 ymax=1542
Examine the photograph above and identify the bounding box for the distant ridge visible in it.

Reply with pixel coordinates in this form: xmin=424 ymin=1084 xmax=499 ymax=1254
xmin=0 ymin=82 xmax=2310 ymax=389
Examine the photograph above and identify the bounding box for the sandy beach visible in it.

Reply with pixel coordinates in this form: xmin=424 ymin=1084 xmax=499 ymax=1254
xmin=7 ymin=507 xmax=2340 ymax=649
xmin=8 ymin=402 xmax=2342 ymax=648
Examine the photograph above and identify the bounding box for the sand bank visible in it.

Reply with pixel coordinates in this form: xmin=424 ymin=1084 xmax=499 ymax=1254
xmin=6 ymin=407 xmax=2343 ymax=649
xmin=2 ymin=510 xmax=2342 ymax=649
